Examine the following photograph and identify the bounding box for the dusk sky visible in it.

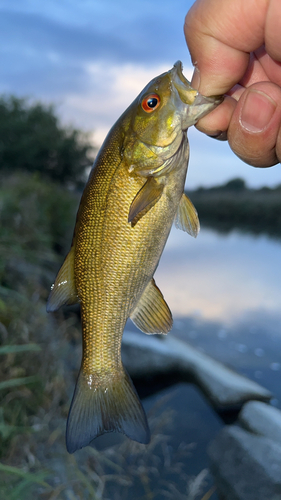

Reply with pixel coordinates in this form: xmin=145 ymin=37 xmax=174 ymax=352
xmin=1 ymin=0 xmax=280 ymax=189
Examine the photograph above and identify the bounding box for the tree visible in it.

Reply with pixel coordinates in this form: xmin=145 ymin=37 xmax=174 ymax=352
xmin=0 ymin=95 xmax=95 ymax=185
xmin=222 ymin=178 xmax=246 ymax=191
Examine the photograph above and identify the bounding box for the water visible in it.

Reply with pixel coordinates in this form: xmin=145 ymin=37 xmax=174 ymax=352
xmin=135 ymin=227 xmax=281 ymax=498
xmin=155 ymin=226 xmax=281 ymax=324
xmin=95 ymin=227 xmax=281 ymax=499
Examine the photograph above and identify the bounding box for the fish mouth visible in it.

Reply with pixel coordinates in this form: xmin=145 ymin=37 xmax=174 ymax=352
xmin=193 ymin=93 xmax=223 ymax=106
xmin=172 ymin=61 xmax=198 ymax=105
xmin=186 ymin=92 xmax=223 ymax=128
xmin=172 ymin=61 xmax=223 ymax=128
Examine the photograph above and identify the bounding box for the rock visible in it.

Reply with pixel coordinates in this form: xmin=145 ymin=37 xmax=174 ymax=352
xmin=122 ymin=330 xmax=272 ymax=408
xmin=208 ymin=425 xmax=281 ymax=500
xmin=239 ymin=401 xmax=281 ymax=444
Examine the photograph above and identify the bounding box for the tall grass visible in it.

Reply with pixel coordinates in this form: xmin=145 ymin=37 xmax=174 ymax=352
xmin=0 ymin=173 xmax=77 ymax=495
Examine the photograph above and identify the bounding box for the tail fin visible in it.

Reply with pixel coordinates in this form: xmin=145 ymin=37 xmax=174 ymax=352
xmin=66 ymin=366 xmax=150 ymax=453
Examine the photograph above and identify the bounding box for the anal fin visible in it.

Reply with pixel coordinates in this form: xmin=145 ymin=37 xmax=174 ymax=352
xmin=174 ymin=193 xmax=200 ymax=238
xmin=130 ymin=279 xmax=172 ymax=334
xmin=128 ymin=177 xmax=164 ymax=227
xmin=46 ymin=246 xmax=78 ymax=312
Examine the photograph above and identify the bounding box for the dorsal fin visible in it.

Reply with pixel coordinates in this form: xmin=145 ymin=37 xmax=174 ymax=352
xmin=174 ymin=193 xmax=200 ymax=237
xmin=46 ymin=246 xmax=79 ymax=312
xmin=130 ymin=278 xmax=172 ymax=334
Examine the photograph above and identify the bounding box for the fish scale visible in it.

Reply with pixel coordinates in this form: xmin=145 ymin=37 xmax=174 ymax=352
xmin=47 ymin=61 xmax=222 ymax=452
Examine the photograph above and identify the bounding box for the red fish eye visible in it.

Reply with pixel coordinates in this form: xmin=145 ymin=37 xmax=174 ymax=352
xmin=141 ymin=94 xmax=160 ymax=113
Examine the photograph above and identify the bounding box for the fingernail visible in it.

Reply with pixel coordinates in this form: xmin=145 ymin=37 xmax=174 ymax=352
xmin=207 ymin=131 xmax=228 ymax=141
xmin=240 ymin=90 xmax=277 ymax=132
xmin=191 ymin=67 xmax=200 ymax=90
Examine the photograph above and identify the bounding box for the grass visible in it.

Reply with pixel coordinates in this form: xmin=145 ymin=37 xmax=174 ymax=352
xmin=0 ymin=463 xmax=51 ymax=500
xmin=1 ymin=399 xmax=215 ymax=499
xmin=0 ymin=172 xmax=76 ymax=492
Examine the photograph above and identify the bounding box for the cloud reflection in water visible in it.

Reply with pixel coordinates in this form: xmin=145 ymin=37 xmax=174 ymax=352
xmin=155 ymin=227 xmax=281 ymax=324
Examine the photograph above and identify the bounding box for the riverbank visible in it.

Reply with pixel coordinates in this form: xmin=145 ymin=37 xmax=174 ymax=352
xmin=187 ymin=178 xmax=281 ymax=237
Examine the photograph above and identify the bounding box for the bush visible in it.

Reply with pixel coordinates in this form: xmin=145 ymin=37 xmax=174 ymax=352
xmin=0 ymin=96 xmax=95 ymax=185
xmin=220 ymin=178 xmax=246 ymax=191
xmin=0 ymin=172 xmax=78 ymax=268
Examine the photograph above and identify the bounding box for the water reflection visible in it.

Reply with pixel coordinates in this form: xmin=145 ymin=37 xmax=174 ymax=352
xmin=112 ymin=228 xmax=281 ymax=499
xmin=149 ymin=226 xmax=281 ymax=406
xmin=124 ymin=227 xmax=281 ymax=499
xmin=155 ymin=226 xmax=281 ymax=323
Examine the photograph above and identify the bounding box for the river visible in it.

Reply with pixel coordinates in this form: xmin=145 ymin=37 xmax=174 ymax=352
xmin=91 ymin=226 xmax=281 ymax=499
xmin=133 ymin=226 xmax=281 ymax=499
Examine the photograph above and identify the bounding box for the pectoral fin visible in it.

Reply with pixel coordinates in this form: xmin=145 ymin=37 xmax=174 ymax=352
xmin=46 ymin=246 xmax=79 ymax=312
xmin=174 ymin=193 xmax=200 ymax=238
xmin=128 ymin=177 xmax=164 ymax=227
xmin=130 ymin=279 xmax=172 ymax=334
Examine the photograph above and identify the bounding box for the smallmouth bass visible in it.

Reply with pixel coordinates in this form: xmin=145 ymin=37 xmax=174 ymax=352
xmin=47 ymin=61 xmax=222 ymax=453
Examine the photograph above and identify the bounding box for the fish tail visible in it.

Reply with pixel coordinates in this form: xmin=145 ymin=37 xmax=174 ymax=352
xmin=66 ymin=365 xmax=150 ymax=453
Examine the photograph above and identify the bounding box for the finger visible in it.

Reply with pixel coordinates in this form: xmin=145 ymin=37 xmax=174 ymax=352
xmin=195 ymin=95 xmax=236 ymax=137
xmin=239 ymin=52 xmax=269 ymax=87
xmin=184 ymin=0 xmax=269 ymax=95
xmin=227 ymin=82 xmax=281 ymax=167
xmin=255 ymin=45 xmax=281 ymax=87
xmin=194 ymin=50 xmax=280 ymax=136
xmin=228 ymin=84 xmax=245 ymax=101
xmin=265 ymin=0 xmax=281 ymax=61
xmin=197 ymin=86 xmax=244 ymax=138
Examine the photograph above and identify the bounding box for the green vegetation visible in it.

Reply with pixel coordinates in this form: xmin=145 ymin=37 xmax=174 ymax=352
xmin=0 ymin=96 xmax=95 ymax=186
xmin=188 ymin=178 xmax=281 ymax=237
xmin=0 ymin=172 xmax=77 ymax=497
xmin=0 ymin=174 xmax=78 ymax=465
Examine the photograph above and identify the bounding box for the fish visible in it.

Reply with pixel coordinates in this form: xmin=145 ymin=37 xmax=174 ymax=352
xmin=47 ymin=61 xmax=222 ymax=453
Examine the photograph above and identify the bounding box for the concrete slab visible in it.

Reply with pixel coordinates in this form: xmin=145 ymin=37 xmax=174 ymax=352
xmin=239 ymin=400 xmax=281 ymax=444
xmin=122 ymin=331 xmax=272 ymax=408
xmin=208 ymin=425 xmax=281 ymax=500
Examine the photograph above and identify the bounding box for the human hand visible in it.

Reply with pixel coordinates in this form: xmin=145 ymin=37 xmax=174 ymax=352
xmin=184 ymin=0 xmax=281 ymax=168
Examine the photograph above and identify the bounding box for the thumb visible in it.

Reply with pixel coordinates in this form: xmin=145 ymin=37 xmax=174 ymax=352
xmin=228 ymin=82 xmax=281 ymax=167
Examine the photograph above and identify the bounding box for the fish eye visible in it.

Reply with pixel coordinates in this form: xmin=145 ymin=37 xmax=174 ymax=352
xmin=141 ymin=94 xmax=160 ymax=113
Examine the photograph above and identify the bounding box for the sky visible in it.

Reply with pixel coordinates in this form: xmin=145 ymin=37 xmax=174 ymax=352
xmin=1 ymin=0 xmax=281 ymax=189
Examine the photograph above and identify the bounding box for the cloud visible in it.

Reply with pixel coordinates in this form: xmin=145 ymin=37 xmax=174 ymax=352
xmin=58 ymin=61 xmax=193 ymax=144
xmin=0 ymin=1 xmax=191 ymax=73
xmin=1 ymin=0 xmax=279 ymax=189
xmin=0 ymin=10 xmax=129 ymax=62
xmin=0 ymin=1 xmax=193 ymax=112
